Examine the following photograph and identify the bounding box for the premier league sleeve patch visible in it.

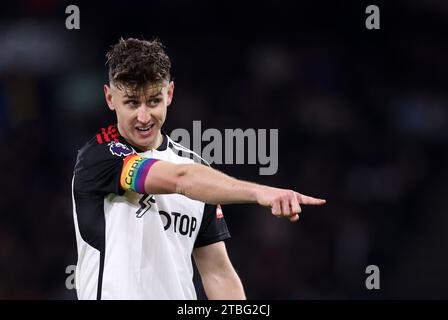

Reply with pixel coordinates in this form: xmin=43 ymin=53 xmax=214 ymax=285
xmin=109 ymin=141 xmax=135 ymax=157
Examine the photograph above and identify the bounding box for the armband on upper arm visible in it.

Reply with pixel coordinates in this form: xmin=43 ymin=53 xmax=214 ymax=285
xmin=120 ymin=154 xmax=159 ymax=193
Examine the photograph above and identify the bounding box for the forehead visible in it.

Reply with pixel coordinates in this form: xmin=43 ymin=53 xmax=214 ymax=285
xmin=114 ymin=81 xmax=167 ymax=98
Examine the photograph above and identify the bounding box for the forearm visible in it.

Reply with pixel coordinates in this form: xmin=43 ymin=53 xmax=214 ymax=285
xmin=194 ymin=242 xmax=246 ymax=300
xmin=176 ymin=163 xmax=261 ymax=205
xmin=202 ymin=271 xmax=246 ymax=300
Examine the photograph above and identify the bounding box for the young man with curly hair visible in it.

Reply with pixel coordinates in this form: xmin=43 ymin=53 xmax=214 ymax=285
xmin=71 ymin=37 xmax=325 ymax=300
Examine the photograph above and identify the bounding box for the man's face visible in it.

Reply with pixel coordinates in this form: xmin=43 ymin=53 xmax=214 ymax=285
xmin=104 ymin=81 xmax=174 ymax=151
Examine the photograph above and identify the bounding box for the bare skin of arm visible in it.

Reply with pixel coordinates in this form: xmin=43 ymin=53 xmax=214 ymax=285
xmin=145 ymin=161 xmax=326 ymax=222
xmin=193 ymin=241 xmax=246 ymax=300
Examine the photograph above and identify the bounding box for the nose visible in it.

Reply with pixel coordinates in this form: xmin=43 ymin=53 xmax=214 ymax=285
xmin=137 ymin=105 xmax=152 ymax=124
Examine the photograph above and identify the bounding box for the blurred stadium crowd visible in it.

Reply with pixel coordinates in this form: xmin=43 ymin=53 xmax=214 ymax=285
xmin=0 ymin=0 xmax=447 ymax=299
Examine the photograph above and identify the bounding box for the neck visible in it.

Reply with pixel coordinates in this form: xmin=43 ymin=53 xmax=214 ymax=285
xmin=145 ymin=130 xmax=164 ymax=151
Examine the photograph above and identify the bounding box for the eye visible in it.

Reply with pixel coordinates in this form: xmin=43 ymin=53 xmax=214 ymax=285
xmin=149 ymin=98 xmax=162 ymax=106
xmin=125 ymin=100 xmax=139 ymax=108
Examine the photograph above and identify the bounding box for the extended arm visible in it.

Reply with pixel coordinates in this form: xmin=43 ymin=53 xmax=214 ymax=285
xmin=122 ymin=156 xmax=326 ymax=222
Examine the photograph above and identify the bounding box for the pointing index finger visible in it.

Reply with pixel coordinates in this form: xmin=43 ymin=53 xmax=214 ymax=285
xmin=295 ymin=192 xmax=326 ymax=205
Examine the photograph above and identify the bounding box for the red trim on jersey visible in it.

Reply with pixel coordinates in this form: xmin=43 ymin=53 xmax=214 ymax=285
xmin=97 ymin=124 xmax=121 ymax=144
xmin=216 ymin=204 xmax=224 ymax=219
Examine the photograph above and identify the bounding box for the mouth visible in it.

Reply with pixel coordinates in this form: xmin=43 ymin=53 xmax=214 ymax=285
xmin=136 ymin=123 xmax=155 ymax=132
xmin=135 ymin=123 xmax=155 ymax=137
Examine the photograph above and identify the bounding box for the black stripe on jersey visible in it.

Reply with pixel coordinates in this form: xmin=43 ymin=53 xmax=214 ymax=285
xmin=168 ymin=141 xmax=208 ymax=165
xmin=73 ymin=192 xmax=106 ymax=300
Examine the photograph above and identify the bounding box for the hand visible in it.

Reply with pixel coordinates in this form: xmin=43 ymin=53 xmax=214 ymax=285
xmin=255 ymin=186 xmax=326 ymax=222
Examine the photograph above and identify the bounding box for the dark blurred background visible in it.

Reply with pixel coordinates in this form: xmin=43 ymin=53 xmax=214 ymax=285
xmin=1 ymin=0 xmax=448 ymax=299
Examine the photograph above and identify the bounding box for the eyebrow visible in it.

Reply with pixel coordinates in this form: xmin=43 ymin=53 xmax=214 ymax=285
xmin=123 ymin=91 xmax=162 ymax=99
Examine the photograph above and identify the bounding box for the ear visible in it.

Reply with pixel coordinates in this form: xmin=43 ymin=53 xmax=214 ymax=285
xmin=166 ymin=81 xmax=175 ymax=107
xmin=104 ymin=84 xmax=115 ymax=111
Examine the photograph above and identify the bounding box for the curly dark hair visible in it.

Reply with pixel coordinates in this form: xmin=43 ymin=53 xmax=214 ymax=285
xmin=106 ymin=37 xmax=171 ymax=91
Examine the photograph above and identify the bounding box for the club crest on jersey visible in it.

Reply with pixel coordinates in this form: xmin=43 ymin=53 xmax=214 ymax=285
xmin=109 ymin=141 xmax=134 ymax=157
xmin=216 ymin=204 xmax=224 ymax=219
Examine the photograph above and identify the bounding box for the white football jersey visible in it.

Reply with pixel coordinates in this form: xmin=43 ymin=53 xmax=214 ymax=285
xmin=72 ymin=124 xmax=230 ymax=300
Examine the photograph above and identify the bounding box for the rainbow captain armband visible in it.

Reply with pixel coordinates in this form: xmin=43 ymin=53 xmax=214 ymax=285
xmin=120 ymin=154 xmax=159 ymax=193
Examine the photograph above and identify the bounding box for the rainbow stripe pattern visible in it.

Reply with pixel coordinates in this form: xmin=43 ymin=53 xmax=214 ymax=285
xmin=120 ymin=154 xmax=159 ymax=193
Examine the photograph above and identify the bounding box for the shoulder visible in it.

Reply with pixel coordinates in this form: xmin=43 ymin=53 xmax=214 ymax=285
xmin=73 ymin=124 xmax=137 ymax=195
xmin=75 ymin=124 xmax=135 ymax=172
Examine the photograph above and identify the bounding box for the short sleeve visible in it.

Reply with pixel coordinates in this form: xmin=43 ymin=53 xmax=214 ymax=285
xmin=74 ymin=139 xmax=134 ymax=196
xmin=194 ymin=204 xmax=231 ymax=248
